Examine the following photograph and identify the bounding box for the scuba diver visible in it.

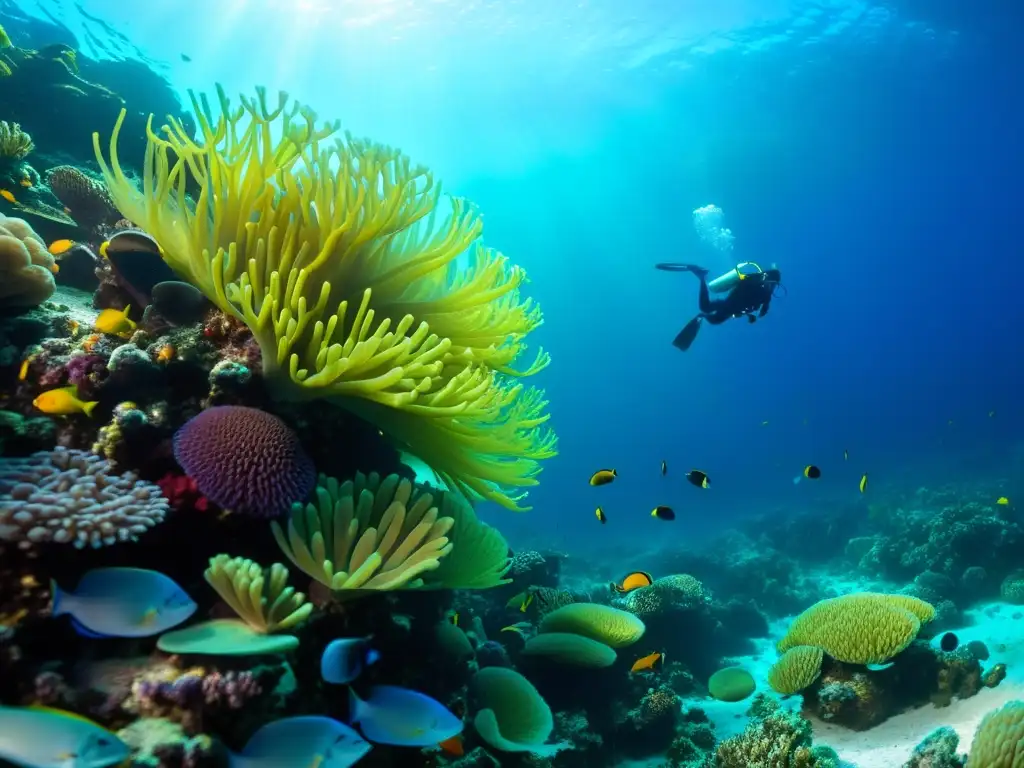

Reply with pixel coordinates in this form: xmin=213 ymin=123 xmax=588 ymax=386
xmin=655 ymin=262 xmax=783 ymax=351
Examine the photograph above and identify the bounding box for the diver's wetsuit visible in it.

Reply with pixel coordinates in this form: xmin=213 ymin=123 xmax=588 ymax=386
xmin=696 ymin=269 xmax=773 ymax=324
xmin=655 ymin=263 xmax=780 ymax=351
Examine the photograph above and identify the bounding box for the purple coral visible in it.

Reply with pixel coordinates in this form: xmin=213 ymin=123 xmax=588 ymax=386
xmin=65 ymin=353 xmax=108 ymax=398
xmin=0 ymin=447 xmax=168 ymax=548
xmin=173 ymin=406 xmax=315 ymax=518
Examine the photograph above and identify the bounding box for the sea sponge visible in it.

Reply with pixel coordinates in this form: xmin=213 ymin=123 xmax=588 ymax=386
xmin=707 ymin=667 xmax=756 ymax=703
xmin=538 ymin=603 xmax=645 ymax=648
xmin=173 ymin=406 xmax=316 ymax=518
xmin=768 ymin=646 xmax=825 ymax=695
xmin=777 ymin=593 xmax=933 ymax=665
xmin=44 ymin=165 xmax=120 ymax=231
xmin=0 ymin=213 xmax=55 ymax=307
xmin=94 ymin=85 xmax=556 ymax=511
xmin=965 ymin=700 xmax=1024 ymax=767
xmin=522 ymin=633 xmax=617 ymax=668
xmin=0 ymin=447 xmax=168 ymax=549
xmin=272 ymin=471 xmax=510 ymax=593
xmin=471 ymin=667 xmax=563 ymax=755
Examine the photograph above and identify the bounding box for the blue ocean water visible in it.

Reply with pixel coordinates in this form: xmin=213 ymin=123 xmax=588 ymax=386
xmin=5 ymin=0 xmax=1019 ymax=561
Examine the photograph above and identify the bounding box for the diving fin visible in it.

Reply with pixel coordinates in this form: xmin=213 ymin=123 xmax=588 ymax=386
xmin=673 ymin=317 xmax=702 ymax=351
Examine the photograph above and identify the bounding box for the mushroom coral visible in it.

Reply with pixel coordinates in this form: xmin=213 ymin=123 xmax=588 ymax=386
xmin=93 ymin=86 xmax=556 ymax=510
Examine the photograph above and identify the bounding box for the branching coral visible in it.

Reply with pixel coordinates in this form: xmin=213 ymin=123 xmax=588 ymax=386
xmin=94 ymin=85 xmax=556 ymax=510
xmin=272 ymin=471 xmax=511 ymax=594
xmin=0 ymin=121 xmax=33 ymax=160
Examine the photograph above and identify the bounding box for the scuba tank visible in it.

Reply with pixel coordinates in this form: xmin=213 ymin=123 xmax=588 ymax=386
xmin=707 ymin=262 xmax=763 ymax=294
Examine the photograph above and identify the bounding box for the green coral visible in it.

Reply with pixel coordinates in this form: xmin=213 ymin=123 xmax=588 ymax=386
xmin=777 ymin=593 xmax=934 ymax=665
xmin=965 ymin=700 xmax=1024 ymax=767
xmin=768 ymin=646 xmax=825 ymax=695
xmin=272 ymin=471 xmax=510 ymax=594
xmin=538 ymin=603 xmax=645 ymax=648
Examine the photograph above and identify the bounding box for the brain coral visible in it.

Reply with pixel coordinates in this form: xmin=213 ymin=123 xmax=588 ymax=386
xmin=0 ymin=213 xmax=55 ymax=307
xmin=173 ymin=406 xmax=316 ymax=518
xmin=777 ymin=593 xmax=933 ymax=665
xmin=768 ymin=646 xmax=825 ymax=696
xmin=523 ymin=633 xmax=617 ymax=668
xmin=966 ymin=700 xmax=1024 ymax=767
xmin=0 ymin=447 xmax=168 ymax=548
xmin=539 ymin=603 xmax=645 ymax=648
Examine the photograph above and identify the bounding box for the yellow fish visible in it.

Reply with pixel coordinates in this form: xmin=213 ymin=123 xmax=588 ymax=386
xmin=0 ymin=189 xmax=16 ymax=204
xmin=595 ymin=506 xmax=607 ymax=524
xmin=18 ymin=355 xmax=33 ymax=381
xmin=99 ymin=240 xmax=110 ymax=258
xmin=859 ymin=474 xmax=868 ymax=494
xmin=449 ymin=612 xmax=459 ymax=626
xmin=32 ymin=386 xmax=99 ymax=417
xmin=47 ymin=239 xmax=75 ymax=256
xmin=19 ymin=178 xmax=32 ymax=188
xmin=630 ymin=651 xmax=664 ymax=673
xmin=997 ymin=497 xmax=1010 ymax=506
xmin=520 ymin=593 xmax=534 ymax=613
xmin=155 ymin=344 xmax=175 ymax=363
xmin=589 ymin=468 xmax=617 ymax=486
xmin=612 ymin=571 xmax=654 ymax=593
xmin=500 ymin=622 xmax=531 ymax=635
xmin=94 ymin=305 xmax=136 ymax=336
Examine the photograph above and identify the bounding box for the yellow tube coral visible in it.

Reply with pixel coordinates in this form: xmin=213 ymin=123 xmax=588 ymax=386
xmin=93 ymin=86 xmax=556 ymax=510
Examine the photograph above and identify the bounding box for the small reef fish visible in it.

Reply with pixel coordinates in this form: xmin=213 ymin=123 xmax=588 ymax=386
xmin=997 ymin=497 xmax=1011 ymax=506
xmin=793 ymin=465 xmax=821 ymax=484
xmin=18 ymin=354 xmax=34 ymax=381
xmin=228 ymin=715 xmax=371 ymax=768
xmin=47 ymin=238 xmax=75 ymax=256
xmin=761 ymin=420 xmax=769 ymax=426
xmin=321 ymin=637 xmax=380 ymax=685
xmin=595 ymin=507 xmax=607 ymax=524
xmin=989 ymin=410 xmax=996 ymax=418
xmin=0 ymin=189 xmax=17 ymax=204
xmin=859 ymin=474 xmax=869 ymax=494
xmin=0 ymin=705 xmax=130 ymax=768
xmin=33 ymin=386 xmax=99 ymax=417
xmin=155 ymin=344 xmax=176 ymax=363
xmin=651 ymin=506 xmax=675 ymax=521
xmin=51 ymin=567 xmax=197 ymax=638
xmin=630 ymin=651 xmax=664 ymax=673
xmin=685 ymin=470 xmax=710 ymax=489
xmin=438 ymin=735 xmax=464 ymax=757
xmin=506 ymin=591 xmax=532 ymax=611
xmin=940 ymin=632 xmax=959 ymax=652
xmin=181 ymin=53 xmax=192 ymax=62
xmin=520 ymin=593 xmax=534 ymax=613
xmin=612 ymin=571 xmax=653 ymax=593
xmin=660 ymin=460 xmax=667 ymax=476
xmin=449 ymin=612 xmax=459 ymax=626
xmin=589 ymin=468 xmax=617 ymax=486
xmin=94 ymin=305 xmax=137 ymax=336
xmin=348 ymin=685 xmax=463 ymax=747
xmin=19 ymin=178 xmax=32 ymax=188
xmin=844 ymin=449 xmax=849 ymax=461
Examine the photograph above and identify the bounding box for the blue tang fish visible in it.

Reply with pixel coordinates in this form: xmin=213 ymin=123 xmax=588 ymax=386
xmin=321 ymin=637 xmax=380 ymax=684
xmin=51 ymin=567 xmax=197 ymax=638
xmin=0 ymin=705 xmax=130 ymax=767
xmin=349 ymin=686 xmax=463 ymax=747
xmin=229 ymin=715 xmax=371 ymax=768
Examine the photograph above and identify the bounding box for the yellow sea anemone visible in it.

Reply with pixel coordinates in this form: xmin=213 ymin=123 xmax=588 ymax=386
xmin=94 ymin=86 xmax=556 ymax=510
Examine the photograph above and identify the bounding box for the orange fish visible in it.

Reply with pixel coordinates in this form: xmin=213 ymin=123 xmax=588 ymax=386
xmin=0 ymin=189 xmax=16 ymax=204
xmin=48 ymin=239 xmax=75 ymax=256
xmin=155 ymin=344 xmax=175 ymax=363
xmin=19 ymin=178 xmax=32 ymax=188
xmin=438 ymin=735 xmax=464 ymax=757
xmin=612 ymin=571 xmax=654 ymax=593
xmin=630 ymin=651 xmax=664 ymax=673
